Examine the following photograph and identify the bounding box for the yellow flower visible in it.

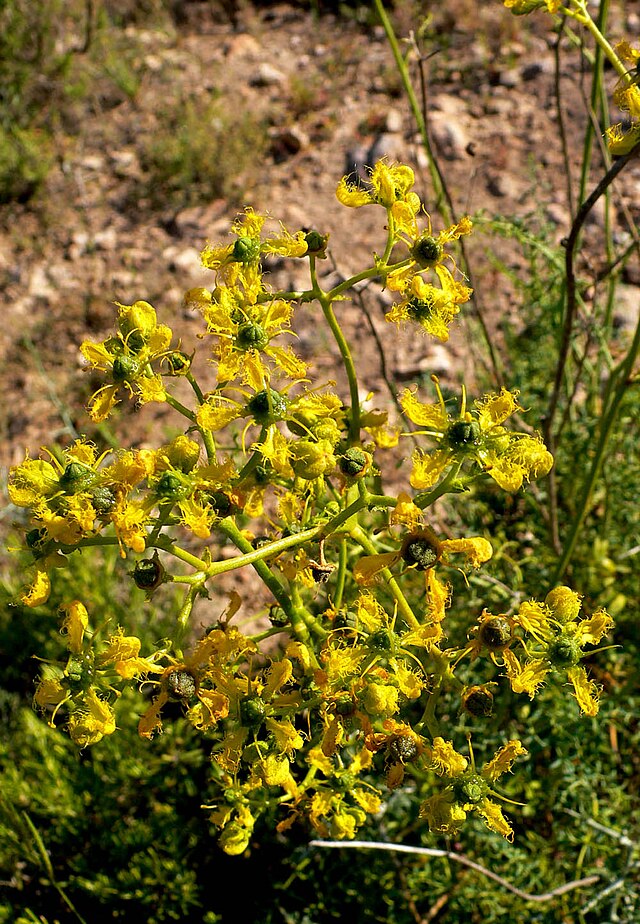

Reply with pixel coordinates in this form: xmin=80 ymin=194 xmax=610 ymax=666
xmin=67 ymin=688 xmax=116 ymax=747
xmin=336 ymin=160 xmax=420 ymax=213
xmin=421 ymin=738 xmax=527 ymax=840
xmin=504 ymin=0 xmax=560 ymax=13
xmin=198 ymin=284 xmax=306 ymax=389
xmin=80 ymin=301 xmax=173 ymax=421
xmin=504 ymin=587 xmax=614 ymax=715
xmin=385 ymin=267 xmax=472 ymax=341
xmin=354 ymin=525 xmax=492 ymax=586
xmin=402 ymin=382 xmax=553 ymax=491
xmin=201 ymin=207 xmax=307 ymax=289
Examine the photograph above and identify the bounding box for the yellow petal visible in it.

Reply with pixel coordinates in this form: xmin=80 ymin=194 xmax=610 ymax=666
xmin=477 ymin=799 xmax=514 ymax=840
xmin=482 ymin=740 xmax=528 ymax=782
xmin=353 ymin=551 xmax=400 ymax=585
xmin=60 ymin=600 xmax=89 ymax=653
xmin=567 ymin=665 xmax=601 ymax=716
xmin=20 ymin=567 xmax=51 ymax=607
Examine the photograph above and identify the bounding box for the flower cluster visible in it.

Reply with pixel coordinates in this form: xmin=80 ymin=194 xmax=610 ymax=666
xmin=11 ymin=159 xmax=613 ymax=855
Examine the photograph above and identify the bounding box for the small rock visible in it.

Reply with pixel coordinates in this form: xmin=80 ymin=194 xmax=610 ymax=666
xmin=250 ymin=62 xmax=286 ymax=87
xmin=270 ymin=126 xmax=308 ymax=162
xmin=612 ymin=284 xmax=640 ymax=334
xmin=94 ymin=228 xmax=118 ymax=251
xmin=384 ymin=109 xmax=403 ymax=133
xmin=162 ymin=245 xmax=205 ymax=276
xmin=78 ymin=155 xmax=105 ymax=171
xmin=367 ymin=133 xmax=405 ymax=163
xmin=498 ymin=68 xmax=520 ymax=88
xmin=546 ymin=203 xmax=568 ymax=227
xmin=486 ymin=172 xmax=519 ymax=198
xmin=428 ymin=114 xmax=470 ymax=160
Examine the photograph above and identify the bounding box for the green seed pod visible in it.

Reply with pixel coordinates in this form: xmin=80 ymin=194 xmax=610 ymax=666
xmin=239 ymin=695 xmax=267 ymax=728
xmin=368 ymin=628 xmax=394 ymax=652
xmin=406 ymin=292 xmax=435 ymax=323
xmin=388 ymin=735 xmax=419 ymax=764
xmin=268 ymin=605 xmax=289 ymax=628
xmin=132 ymin=557 xmax=164 ymax=591
xmin=338 ymin=448 xmax=370 ymax=478
xmin=166 ymin=669 xmax=197 ymax=701
xmin=333 ymin=610 xmax=357 ymax=631
xmin=479 ymin=616 xmax=512 ymax=650
xmin=253 ymin=463 xmax=271 ymax=484
xmin=334 ymin=695 xmax=356 ymax=716
xmin=155 ymin=471 xmax=189 ymax=501
xmin=455 ymin=773 xmax=486 ymax=805
xmin=462 ymin=685 xmax=494 ymax=717
xmin=203 ymin=490 xmax=233 ymax=517
xmin=411 ymin=234 xmax=443 ymax=268
xmin=547 ymin=635 xmax=581 ymax=668
xmin=165 ymin=351 xmax=192 ymax=375
xmin=111 ymin=353 xmax=141 ymax=383
xmin=304 ymin=229 xmax=328 ymax=256
xmin=65 ymin=653 xmax=95 ymax=692
xmin=90 ymin=485 xmax=117 ymax=516
xmin=232 ymin=236 xmax=260 ymax=264
xmin=402 ymin=535 xmax=439 ymax=571
xmin=236 ymin=321 xmax=269 ymax=352
xmin=246 ymin=388 xmax=288 ymax=425
xmin=447 ymin=419 xmax=481 ymax=451
xmin=26 ymin=527 xmax=48 ymax=550
xmin=58 ymin=462 xmax=95 ymax=495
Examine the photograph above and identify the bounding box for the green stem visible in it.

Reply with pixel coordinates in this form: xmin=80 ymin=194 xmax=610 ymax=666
xmin=164 ymin=392 xmax=197 ymax=422
xmin=552 ymin=310 xmax=640 ymax=583
xmin=314 ymin=277 xmax=362 ymax=443
xmin=350 ymin=524 xmax=420 ymax=629
xmin=373 ymin=0 xmax=448 ymax=218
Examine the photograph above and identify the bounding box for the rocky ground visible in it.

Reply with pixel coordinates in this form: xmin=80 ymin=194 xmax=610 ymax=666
xmin=1 ymin=0 xmax=639 ymax=478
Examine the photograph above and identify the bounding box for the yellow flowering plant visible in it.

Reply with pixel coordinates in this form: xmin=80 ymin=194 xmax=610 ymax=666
xmin=9 ymin=159 xmax=614 ymax=856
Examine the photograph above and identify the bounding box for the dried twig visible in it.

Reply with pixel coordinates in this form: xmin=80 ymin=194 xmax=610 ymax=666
xmin=309 ymin=839 xmax=600 ymax=903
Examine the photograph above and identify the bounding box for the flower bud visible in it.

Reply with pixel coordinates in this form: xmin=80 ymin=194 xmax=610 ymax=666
xmin=118 ymin=300 xmax=157 ymax=345
xmin=362 ymin=682 xmax=399 ymax=717
xmin=545 ymin=586 xmax=582 ymax=623
xmin=289 ymin=439 xmax=336 ymax=480
xmin=163 ymin=435 xmax=200 ymax=473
